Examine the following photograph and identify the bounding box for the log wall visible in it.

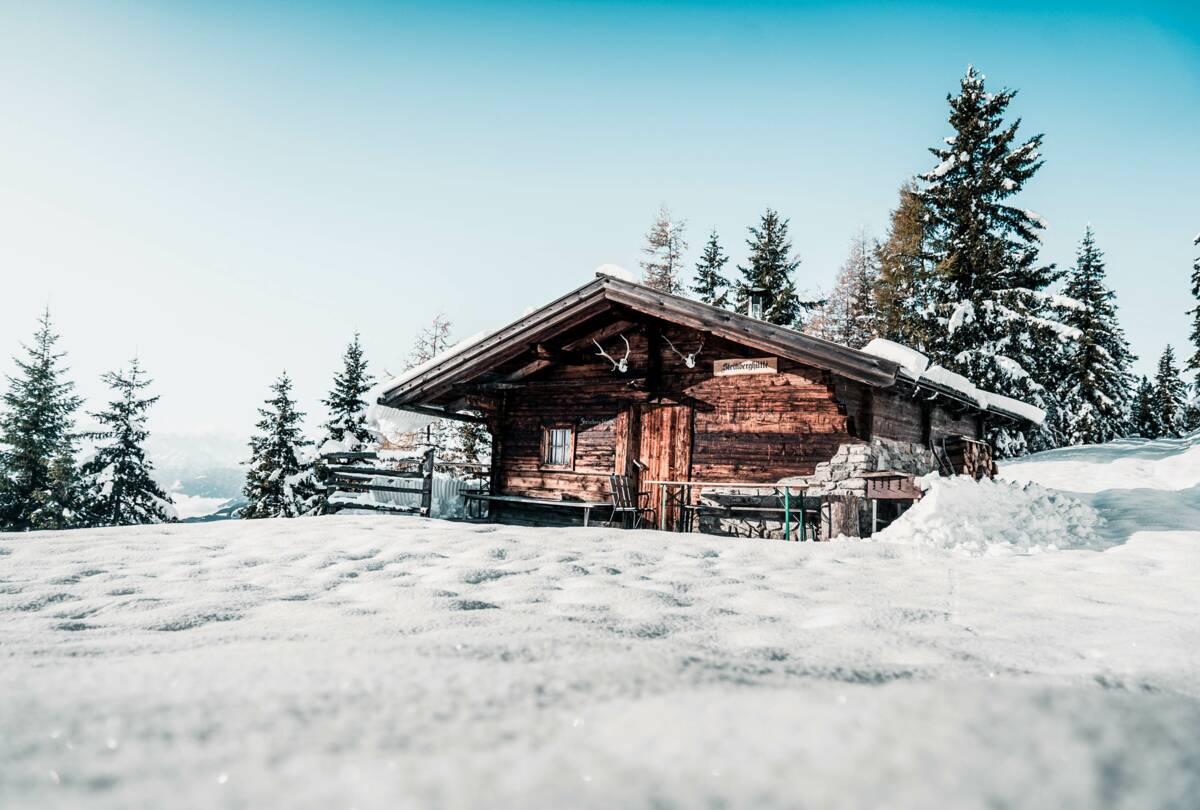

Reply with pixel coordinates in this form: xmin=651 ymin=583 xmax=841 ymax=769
xmin=485 ymin=320 xmax=982 ymax=508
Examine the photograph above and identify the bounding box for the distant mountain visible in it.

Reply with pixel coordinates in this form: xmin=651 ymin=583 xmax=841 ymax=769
xmin=180 ymin=499 xmax=247 ymax=523
xmin=147 ymin=431 xmax=247 ymax=520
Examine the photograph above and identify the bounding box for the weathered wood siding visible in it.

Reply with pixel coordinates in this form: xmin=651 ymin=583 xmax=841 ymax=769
xmin=868 ymin=388 xmax=984 ymax=445
xmin=685 ymin=359 xmax=857 ymax=480
xmin=491 ymin=324 xmax=868 ymax=499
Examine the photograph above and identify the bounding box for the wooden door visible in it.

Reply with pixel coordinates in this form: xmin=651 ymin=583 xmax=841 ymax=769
xmin=637 ymin=403 xmax=693 ymax=530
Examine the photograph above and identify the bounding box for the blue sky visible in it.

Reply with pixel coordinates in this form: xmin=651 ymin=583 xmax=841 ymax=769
xmin=1 ymin=1 xmax=1197 ymax=440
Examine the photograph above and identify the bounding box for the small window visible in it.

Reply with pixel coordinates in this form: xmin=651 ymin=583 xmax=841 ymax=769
xmin=542 ymin=425 xmax=574 ymax=468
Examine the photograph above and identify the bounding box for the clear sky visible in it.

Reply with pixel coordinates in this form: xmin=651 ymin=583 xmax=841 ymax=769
xmin=2 ymin=0 xmax=1197 ymax=444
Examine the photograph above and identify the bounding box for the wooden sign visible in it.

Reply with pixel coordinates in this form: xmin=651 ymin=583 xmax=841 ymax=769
xmin=713 ymin=357 xmax=778 ymax=376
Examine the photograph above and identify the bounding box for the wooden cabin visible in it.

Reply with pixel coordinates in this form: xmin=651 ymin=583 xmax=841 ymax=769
xmin=379 ymin=274 xmax=1037 ymax=534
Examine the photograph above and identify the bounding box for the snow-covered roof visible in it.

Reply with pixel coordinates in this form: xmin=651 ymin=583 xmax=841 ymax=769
xmin=861 ymin=339 xmax=1045 ymax=425
xmin=377 ymin=277 xmax=1043 ymax=427
xmin=381 ymin=330 xmax=494 ymax=396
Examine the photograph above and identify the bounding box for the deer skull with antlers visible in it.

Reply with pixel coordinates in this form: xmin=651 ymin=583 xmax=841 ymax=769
xmin=593 ymin=335 xmax=631 ymax=373
xmin=663 ymin=334 xmax=705 ymax=369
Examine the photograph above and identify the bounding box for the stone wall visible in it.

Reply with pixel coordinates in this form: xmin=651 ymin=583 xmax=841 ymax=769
xmin=693 ymin=439 xmax=935 ymax=541
xmin=782 ymin=438 xmax=935 ymax=539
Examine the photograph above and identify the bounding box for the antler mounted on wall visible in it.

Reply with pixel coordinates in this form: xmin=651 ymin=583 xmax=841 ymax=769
xmin=663 ymin=333 xmax=705 ymax=369
xmin=593 ymin=335 xmax=631 ymax=373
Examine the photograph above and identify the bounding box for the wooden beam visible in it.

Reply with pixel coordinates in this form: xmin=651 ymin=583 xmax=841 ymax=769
xmin=560 ymin=319 xmax=637 ymax=352
xmin=503 ymin=358 xmax=554 ymax=383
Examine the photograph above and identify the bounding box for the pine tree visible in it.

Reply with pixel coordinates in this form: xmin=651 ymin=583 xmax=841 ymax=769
xmin=0 ymin=309 xmax=84 ymax=531
xmin=806 ymin=231 xmax=881 ymax=348
xmin=406 ymin=315 xmax=456 ymax=454
xmin=1053 ymin=228 xmax=1137 ymax=445
xmin=455 ymin=420 xmax=491 ymax=465
xmin=1188 ymin=233 xmax=1200 ymax=381
xmin=1186 ymin=232 xmax=1200 ymax=430
xmin=639 ymin=205 xmax=688 ymax=293
xmin=242 ymin=373 xmax=321 ymax=519
xmin=1151 ymin=346 xmax=1188 ymax=439
xmin=919 ymin=66 xmax=1070 ymax=457
xmin=77 ymin=359 xmax=176 ymax=526
xmin=734 ymin=209 xmax=818 ymax=327
xmin=1131 ymin=376 xmax=1157 ymax=439
xmin=320 ymin=333 xmax=375 ymax=453
xmin=875 ymin=181 xmax=932 ymax=348
xmin=409 ymin=314 xmax=453 ymax=369
xmin=691 ymin=230 xmax=731 ymax=306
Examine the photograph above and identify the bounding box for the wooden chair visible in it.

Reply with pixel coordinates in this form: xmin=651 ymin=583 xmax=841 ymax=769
xmin=606 ymin=474 xmax=654 ymax=529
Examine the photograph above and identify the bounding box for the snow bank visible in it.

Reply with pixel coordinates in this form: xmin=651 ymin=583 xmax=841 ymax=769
xmin=871 ymin=475 xmax=1104 ymax=556
xmin=3 ymin=516 xmax=1198 ymax=808
xmin=1002 ymin=431 xmax=1200 ymax=492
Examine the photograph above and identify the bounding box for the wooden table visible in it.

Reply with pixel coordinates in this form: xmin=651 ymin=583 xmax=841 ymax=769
xmin=643 ymin=480 xmax=813 ymax=540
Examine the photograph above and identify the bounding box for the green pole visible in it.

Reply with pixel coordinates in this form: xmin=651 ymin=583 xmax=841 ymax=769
xmin=784 ymin=486 xmax=791 ymax=541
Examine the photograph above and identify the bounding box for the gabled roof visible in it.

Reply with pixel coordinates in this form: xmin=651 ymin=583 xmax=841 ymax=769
xmin=379 ymin=274 xmax=1039 ymax=425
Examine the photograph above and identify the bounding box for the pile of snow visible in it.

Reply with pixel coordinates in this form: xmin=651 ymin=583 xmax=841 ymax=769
xmin=1002 ymin=431 xmax=1200 ymax=493
xmin=871 ymin=475 xmax=1104 ymax=556
xmin=861 ymin=338 xmax=1045 ymax=424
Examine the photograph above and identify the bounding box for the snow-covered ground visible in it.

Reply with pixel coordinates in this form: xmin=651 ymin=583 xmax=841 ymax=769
xmin=2 ymin=438 xmax=1199 ymax=809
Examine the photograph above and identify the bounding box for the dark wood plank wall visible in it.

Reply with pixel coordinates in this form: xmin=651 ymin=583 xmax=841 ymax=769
xmin=930 ymin=404 xmax=982 ymax=442
xmin=869 ymin=388 xmax=983 ymax=444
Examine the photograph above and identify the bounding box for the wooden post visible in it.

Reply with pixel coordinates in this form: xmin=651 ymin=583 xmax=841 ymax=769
xmin=420 ymin=448 xmax=436 ymax=517
xmin=825 ymin=495 xmax=863 ymax=539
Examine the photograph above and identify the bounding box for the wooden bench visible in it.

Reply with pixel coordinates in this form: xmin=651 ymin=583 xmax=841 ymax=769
xmin=461 ymin=493 xmax=613 ymax=527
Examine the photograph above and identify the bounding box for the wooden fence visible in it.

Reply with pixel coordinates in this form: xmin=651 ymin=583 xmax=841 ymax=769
xmin=323 ymin=449 xmax=436 ymax=516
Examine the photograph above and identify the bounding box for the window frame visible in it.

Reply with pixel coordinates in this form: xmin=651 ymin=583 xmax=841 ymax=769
xmin=540 ymin=423 xmax=576 ymax=470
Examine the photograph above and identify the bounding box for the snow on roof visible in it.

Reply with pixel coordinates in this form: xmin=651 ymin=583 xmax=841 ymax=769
xmin=922 ymin=365 xmax=988 ymax=409
xmin=861 ymin=338 xmax=1041 ymax=423
xmin=862 ymin=339 xmax=929 ymax=379
xmin=595 ymin=264 xmax=635 ymax=282
xmin=979 ymin=391 xmax=1046 ymax=426
xmin=379 ymin=330 xmax=494 ymax=399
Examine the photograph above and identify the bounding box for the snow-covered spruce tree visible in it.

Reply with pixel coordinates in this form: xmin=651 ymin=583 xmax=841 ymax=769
xmin=806 ymin=231 xmax=881 ymax=348
xmin=1151 ymin=346 xmax=1188 ymax=439
xmin=734 ymin=209 xmax=818 ymax=327
xmin=320 ymin=333 xmax=375 ymax=453
xmin=77 ymin=359 xmax=176 ymax=527
xmin=640 ymin=205 xmax=688 ymax=294
xmin=242 ymin=373 xmax=322 ymax=519
xmin=0 ymin=309 xmax=84 ymax=531
xmin=1131 ymin=377 xmax=1157 ymax=438
xmin=1186 ymin=233 xmax=1200 ymax=429
xmin=919 ymin=66 xmax=1072 ymax=457
xmin=691 ymin=229 xmax=731 ymax=306
xmin=1189 ymin=233 xmax=1200 ymax=381
xmin=874 ymin=181 xmax=932 ymax=349
xmin=1051 ymin=227 xmax=1137 ymax=445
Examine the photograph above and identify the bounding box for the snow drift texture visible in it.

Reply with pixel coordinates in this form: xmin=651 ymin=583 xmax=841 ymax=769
xmin=871 ymin=475 xmax=1105 ymax=555
xmin=3 ymin=434 xmax=1199 ymax=809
